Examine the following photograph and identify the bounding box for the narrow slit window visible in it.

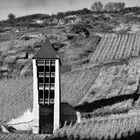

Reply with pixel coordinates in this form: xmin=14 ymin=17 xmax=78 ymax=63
xmin=45 ymin=66 xmax=49 ymax=72
xmin=51 ymin=66 xmax=55 ymax=72
xmin=39 ymin=90 xmax=43 ymax=104
xmin=45 ymin=77 xmax=49 ymax=83
xmin=51 ymin=60 xmax=55 ymax=65
xmin=50 ymin=90 xmax=55 ymax=99
xmin=44 ymin=90 xmax=49 ymax=104
xmin=44 ymin=90 xmax=49 ymax=99
xmin=38 ymin=77 xmax=44 ymax=83
xmin=39 ymin=90 xmax=43 ymax=98
xmin=38 ymin=66 xmax=44 ymax=72
xmin=50 ymin=77 xmax=55 ymax=83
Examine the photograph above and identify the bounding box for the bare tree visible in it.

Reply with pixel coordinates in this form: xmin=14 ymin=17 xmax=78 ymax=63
xmin=91 ymin=1 xmax=103 ymax=12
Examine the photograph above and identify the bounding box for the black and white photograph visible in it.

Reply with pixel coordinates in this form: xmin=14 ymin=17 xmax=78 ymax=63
xmin=0 ymin=0 xmax=140 ymax=139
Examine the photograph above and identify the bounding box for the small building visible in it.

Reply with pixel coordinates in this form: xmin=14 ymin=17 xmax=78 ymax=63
xmin=32 ymin=39 xmax=61 ymax=134
xmin=51 ymin=18 xmax=58 ymax=25
xmin=44 ymin=19 xmax=52 ymax=25
xmin=58 ymin=19 xmax=65 ymax=25
xmin=0 ymin=39 xmax=80 ymax=134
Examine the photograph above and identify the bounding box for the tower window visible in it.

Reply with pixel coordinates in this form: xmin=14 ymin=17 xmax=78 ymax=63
xmin=51 ymin=60 xmax=55 ymax=65
xmin=45 ymin=77 xmax=49 ymax=83
xmin=37 ymin=59 xmax=56 ymax=105
xmin=51 ymin=66 xmax=55 ymax=72
xmin=44 ymin=90 xmax=49 ymax=99
xmin=38 ymin=77 xmax=44 ymax=83
xmin=38 ymin=77 xmax=50 ymax=83
xmin=38 ymin=66 xmax=44 ymax=72
xmin=45 ymin=66 xmax=49 ymax=72
xmin=50 ymin=77 xmax=55 ymax=83
xmin=50 ymin=90 xmax=54 ymax=99
xmin=39 ymin=90 xmax=43 ymax=104
xmin=39 ymin=90 xmax=43 ymax=98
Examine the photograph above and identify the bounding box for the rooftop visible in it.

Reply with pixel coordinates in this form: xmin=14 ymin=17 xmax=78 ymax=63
xmin=33 ymin=39 xmax=58 ymax=59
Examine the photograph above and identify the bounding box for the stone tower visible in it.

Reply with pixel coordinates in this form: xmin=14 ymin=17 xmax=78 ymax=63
xmin=32 ymin=39 xmax=60 ymax=134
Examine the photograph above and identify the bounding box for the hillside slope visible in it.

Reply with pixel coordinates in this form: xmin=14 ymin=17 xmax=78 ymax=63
xmin=0 ymin=9 xmax=140 ymax=138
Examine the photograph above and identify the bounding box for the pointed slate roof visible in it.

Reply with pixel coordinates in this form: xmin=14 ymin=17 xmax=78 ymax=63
xmin=33 ymin=39 xmax=58 ymax=59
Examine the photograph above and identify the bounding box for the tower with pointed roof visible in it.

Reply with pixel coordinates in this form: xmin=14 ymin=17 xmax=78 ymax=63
xmin=32 ymin=39 xmax=60 ymax=134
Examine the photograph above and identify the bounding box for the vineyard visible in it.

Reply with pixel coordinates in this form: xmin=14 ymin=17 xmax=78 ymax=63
xmin=0 ymin=76 xmax=33 ymax=123
xmin=1 ymin=56 xmax=140 ymax=124
xmin=54 ymin=110 xmax=140 ymax=140
xmin=78 ymin=58 xmax=140 ymax=107
xmin=90 ymin=33 xmax=140 ymax=66
xmin=0 ymin=133 xmax=48 ymax=140
xmin=61 ymin=66 xmax=100 ymax=106
xmin=0 ymin=66 xmax=99 ymax=123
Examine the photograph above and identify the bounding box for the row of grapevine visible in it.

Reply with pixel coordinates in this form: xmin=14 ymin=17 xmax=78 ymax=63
xmin=101 ymin=36 xmax=115 ymax=61
xmin=123 ymin=34 xmax=134 ymax=58
xmin=0 ymin=77 xmax=33 ymax=123
xmin=81 ymin=106 xmax=130 ymax=120
xmin=0 ymin=133 xmax=47 ymax=140
xmin=90 ymin=33 xmax=140 ymax=66
xmin=54 ymin=111 xmax=140 ymax=140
